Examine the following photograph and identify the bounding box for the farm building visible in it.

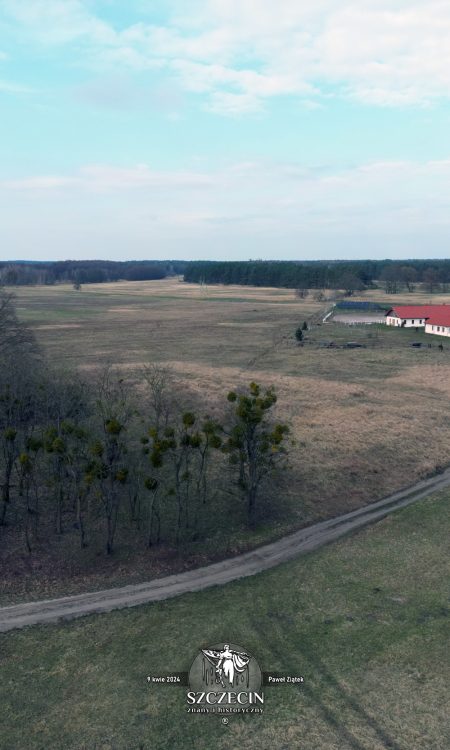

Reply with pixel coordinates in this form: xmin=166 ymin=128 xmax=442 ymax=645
xmin=385 ymin=305 xmax=445 ymax=328
xmin=425 ymin=308 xmax=450 ymax=337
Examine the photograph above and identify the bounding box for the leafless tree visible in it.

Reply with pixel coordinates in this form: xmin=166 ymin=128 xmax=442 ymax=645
xmin=92 ymin=366 xmax=135 ymax=554
xmin=423 ymin=268 xmax=441 ymax=294
xmin=0 ymin=288 xmax=37 ymax=356
xmin=142 ymin=364 xmax=174 ymax=431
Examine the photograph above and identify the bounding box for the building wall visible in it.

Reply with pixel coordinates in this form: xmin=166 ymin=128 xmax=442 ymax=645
xmin=425 ymin=323 xmax=450 ymax=337
xmin=401 ymin=318 xmax=426 ymax=328
xmin=386 ymin=316 xmax=426 ymax=327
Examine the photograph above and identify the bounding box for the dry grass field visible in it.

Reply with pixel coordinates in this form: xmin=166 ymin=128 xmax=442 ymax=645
xmin=14 ymin=279 xmax=319 ymax=370
xmin=4 ymin=279 xmax=450 ymax=597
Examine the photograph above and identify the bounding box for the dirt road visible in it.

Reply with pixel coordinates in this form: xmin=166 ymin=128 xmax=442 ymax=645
xmin=1 ymin=468 xmax=449 ymax=633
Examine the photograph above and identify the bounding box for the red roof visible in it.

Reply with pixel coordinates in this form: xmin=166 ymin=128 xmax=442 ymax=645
xmin=387 ymin=305 xmax=447 ymax=320
xmin=426 ymin=308 xmax=450 ymax=326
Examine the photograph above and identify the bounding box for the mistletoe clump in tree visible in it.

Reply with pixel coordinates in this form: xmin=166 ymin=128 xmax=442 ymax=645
xmin=142 ymin=411 xmax=223 ymax=546
xmin=86 ymin=370 xmax=133 ymax=555
xmin=225 ymin=382 xmax=290 ymax=527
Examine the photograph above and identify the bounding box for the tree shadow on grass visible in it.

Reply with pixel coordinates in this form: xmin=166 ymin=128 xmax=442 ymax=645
xmin=252 ymin=615 xmax=404 ymax=750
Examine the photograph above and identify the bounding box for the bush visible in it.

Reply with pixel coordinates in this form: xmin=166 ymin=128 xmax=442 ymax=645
xmin=295 ymin=327 xmax=303 ymax=342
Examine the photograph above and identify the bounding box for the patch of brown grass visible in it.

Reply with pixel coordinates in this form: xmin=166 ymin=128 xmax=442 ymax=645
xmin=163 ymin=358 xmax=450 ymax=520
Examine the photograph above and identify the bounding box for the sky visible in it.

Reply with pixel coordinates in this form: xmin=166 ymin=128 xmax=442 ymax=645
xmin=1 ymin=0 xmax=450 ymax=262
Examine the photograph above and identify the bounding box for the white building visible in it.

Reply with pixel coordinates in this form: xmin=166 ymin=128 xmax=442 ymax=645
xmin=425 ymin=308 xmax=450 ymax=337
xmin=385 ymin=306 xmax=441 ymax=328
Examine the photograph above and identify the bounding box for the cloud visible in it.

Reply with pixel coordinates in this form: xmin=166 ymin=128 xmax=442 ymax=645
xmin=2 ymin=0 xmax=450 ymax=113
xmin=0 ymin=0 xmax=116 ymax=45
xmin=2 ymin=157 xmax=450 ymax=258
xmin=72 ymin=74 xmax=183 ymax=112
xmin=3 ymin=157 xmax=450 ymax=223
xmin=0 ymin=78 xmax=38 ymax=94
xmin=1 ymin=163 xmax=215 ymax=192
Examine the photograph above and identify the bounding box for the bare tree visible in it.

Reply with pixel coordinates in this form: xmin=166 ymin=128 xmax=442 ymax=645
xmin=379 ymin=266 xmax=402 ymax=294
xmin=0 ymin=288 xmax=37 ymax=355
xmin=92 ymin=367 xmax=134 ymax=554
xmin=142 ymin=364 xmax=174 ymax=431
xmin=423 ymin=268 xmax=441 ymax=294
xmin=142 ymin=366 xmax=223 ymax=545
xmin=0 ymin=350 xmax=43 ymax=527
xmin=399 ymin=266 xmax=418 ymax=292
xmin=337 ymin=272 xmax=366 ymax=297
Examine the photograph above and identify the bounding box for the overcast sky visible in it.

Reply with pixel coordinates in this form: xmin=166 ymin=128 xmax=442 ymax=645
xmin=1 ymin=0 xmax=450 ymax=261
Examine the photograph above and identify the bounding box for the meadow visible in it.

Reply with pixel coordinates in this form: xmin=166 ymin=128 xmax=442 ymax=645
xmin=1 ymin=491 xmax=448 ymax=749
xmin=14 ymin=279 xmax=450 ymax=515
xmin=4 ymin=279 xmax=450 ymax=599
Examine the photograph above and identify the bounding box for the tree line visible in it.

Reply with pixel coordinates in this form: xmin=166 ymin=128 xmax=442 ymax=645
xmin=0 ymin=260 xmax=187 ymax=286
xmin=4 ymin=259 xmax=450 ymax=293
xmin=184 ymin=260 xmax=450 ymax=293
xmin=0 ymin=289 xmax=290 ymax=558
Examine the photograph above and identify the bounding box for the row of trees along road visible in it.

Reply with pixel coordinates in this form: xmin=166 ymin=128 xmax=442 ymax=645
xmin=0 ymin=289 xmax=291 ymax=556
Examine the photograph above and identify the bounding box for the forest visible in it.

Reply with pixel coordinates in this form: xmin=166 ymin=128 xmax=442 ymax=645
xmin=184 ymin=259 xmax=450 ymax=293
xmin=0 ymin=259 xmax=187 ymax=286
